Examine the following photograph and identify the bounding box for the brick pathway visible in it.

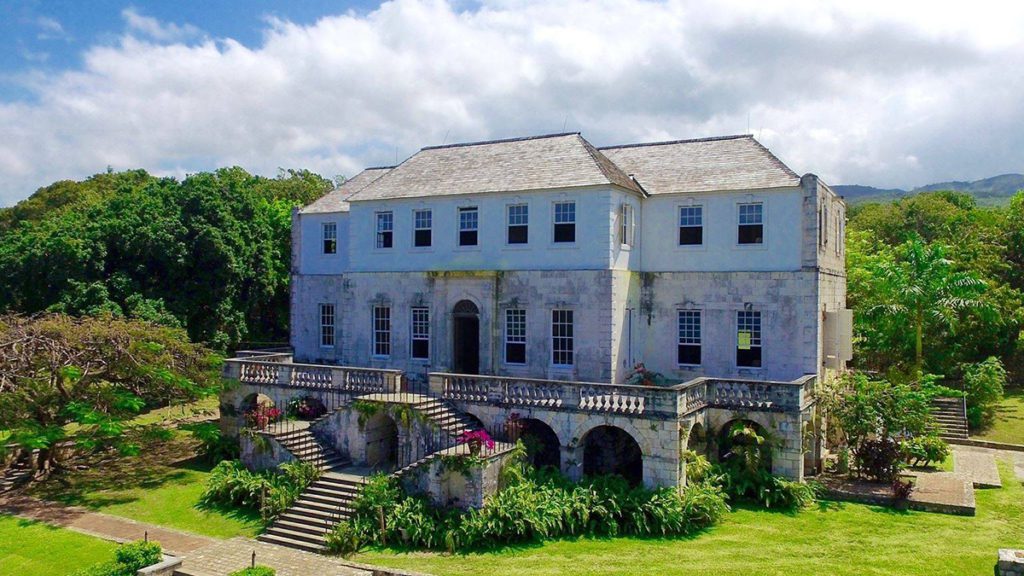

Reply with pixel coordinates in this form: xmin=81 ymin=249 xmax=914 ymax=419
xmin=953 ymin=446 xmax=1004 ymax=488
xmin=0 ymin=494 xmax=215 ymax=555
xmin=176 ymin=537 xmax=424 ymax=576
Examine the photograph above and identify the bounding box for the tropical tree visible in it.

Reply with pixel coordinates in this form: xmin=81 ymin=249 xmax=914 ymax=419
xmin=860 ymin=235 xmax=988 ymax=374
xmin=0 ymin=314 xmax=220 ymax=475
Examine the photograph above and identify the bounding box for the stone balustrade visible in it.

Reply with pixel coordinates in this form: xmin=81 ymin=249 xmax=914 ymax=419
xmin=223 ymin=357 xmax=403 ymax=394
xmin=673 ymin=374 xmax=815 ymax=414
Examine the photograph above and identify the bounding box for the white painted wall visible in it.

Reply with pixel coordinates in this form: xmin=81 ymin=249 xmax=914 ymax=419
xmin=344 ymin=187 xmax=624 ymax=272
xmin=639 ymin=187 xmax=805 ymax=272
xmin=297 ymin=212 xmax=350 ymax=275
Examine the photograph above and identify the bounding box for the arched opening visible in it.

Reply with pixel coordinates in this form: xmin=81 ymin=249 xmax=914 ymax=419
xmin=582 ymin=425 xmax=643 ymax=486
xmin=452 ymin=300 xmax=480 ymax=374
xmin=687 ymin=422 xmax=709 ymax=457
xmin=364 ymin=412 xmax=399 ymax=471
xmin=717 ymin=419 xmax=772 ymax=471
xmin=240 ymin=393 xmax=279 ymax=431
xmin=287 ymin=395 xmax=328 ymax=421
xmin=514 ymin=418 xmax=561 ymax=470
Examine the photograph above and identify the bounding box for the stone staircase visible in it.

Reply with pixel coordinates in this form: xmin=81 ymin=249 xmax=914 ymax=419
xmin=411 ymin=395 xmax=484 ymax=438
xmin=268 ymin=426 xmax=351 ymax=472
xmin=931 ymin=396 xmax=969 ymax=441
xmin=0 ymin=459 xmax=32 ymax=493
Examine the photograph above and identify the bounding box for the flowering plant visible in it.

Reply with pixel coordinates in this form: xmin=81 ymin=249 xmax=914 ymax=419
xmin=287 ymin=397 xmax=327 ymax=420
xmin=625 ymin=363 xmax=666 ymax=387
xmin=245 ymin=402 xmax=283 ymax=430
xmin=457 ymin=429 xmax=495 ymax=453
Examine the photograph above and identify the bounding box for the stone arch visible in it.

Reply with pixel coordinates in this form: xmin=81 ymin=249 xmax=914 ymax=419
xmin=364 ymin=412 xmax=399 ymax=472
xmin=515 ymin=417 xmax=561 ymax=470
xmin=581 ymin=424 xmax=643 ymax=486
xmin=239 ymin=392 xmax=274 ymax=413
xmin=687 ymin=421 xmax=709 ymax=457
xmin=717 ymin=418 xmax=772 ymax=470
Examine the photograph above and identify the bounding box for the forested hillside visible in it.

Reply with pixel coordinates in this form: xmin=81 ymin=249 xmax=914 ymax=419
xmin=0 ymin=168 xmax=333 ymax=350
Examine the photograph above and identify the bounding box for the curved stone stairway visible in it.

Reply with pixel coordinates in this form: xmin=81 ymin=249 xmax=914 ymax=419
xmin=257 ymin=393 xmax=485 ymax=553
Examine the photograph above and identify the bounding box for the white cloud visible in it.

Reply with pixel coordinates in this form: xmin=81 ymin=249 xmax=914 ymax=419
xmin=1 ymin=0 xmax=1023 ymax=205
xmin=34 ymin=15 xmax=69 ymax=41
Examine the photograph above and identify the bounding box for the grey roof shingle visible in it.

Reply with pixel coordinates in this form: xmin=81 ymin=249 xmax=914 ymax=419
xmin=299 ymin=167 xmax=392 ymax=214
xmin=345 ymin=133 xmax=643 ymax=202
xmin=598 ymin=135 xmax=800 ymax=195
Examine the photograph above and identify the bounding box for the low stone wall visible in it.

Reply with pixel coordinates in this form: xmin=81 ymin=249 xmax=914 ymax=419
xmin=999 ymin=549 xmax=1024 ymax=576
xmin=402 ymin=448 xmax=517 ymax=510
xmin=137 ymin=554 xmax=182 ymax=576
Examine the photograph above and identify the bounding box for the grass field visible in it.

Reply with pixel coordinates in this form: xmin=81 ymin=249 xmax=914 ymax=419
xmin=975 ymin=388 xmax=1024 ymax=445
xmin=354 ymin=462 xmax=1024 ymax=576
xmin=0 ymin=514 xmax=115 ymax=576
xmin=28 ymin=435 xmax=261 ymax=539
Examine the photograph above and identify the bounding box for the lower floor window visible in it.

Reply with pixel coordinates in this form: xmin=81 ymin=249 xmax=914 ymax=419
xmin=411 ymin=307 xmax=429 ymax=360
xmin=505 ymin=309 xmax=526 ymax=364
xmin=736 ymin=310 xmax=762 ymax=367
xmin=677 ymin=309 xmax=701 ymax=365
xmin=373 ymin=306 xmax=391 ymax=356
xmin=551 ymin=309 xmax=574 ymax=366
xmin=319 ymin=303 xmax=335 ymax=347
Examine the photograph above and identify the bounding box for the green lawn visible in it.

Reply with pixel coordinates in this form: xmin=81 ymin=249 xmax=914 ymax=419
xmin=975 ymin=388 xmax=1024 ymax=445
xmin=0 ymin=514 xmax=115 ymax=576
xmin=28 ymin=436 xmax=261 ymax=539
xmin=355 ymin=462 xmax=1024 ymax=576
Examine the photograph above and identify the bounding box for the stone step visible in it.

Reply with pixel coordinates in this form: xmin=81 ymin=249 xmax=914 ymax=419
xmin=263 ymin=524 xmax=328 ymax=546
xmin=256 ymin=532 xmax=324 ymax=553
xmin=271 ymin=518 xmax=335 ymax=537
xmin=305 ymin=485 xmax=360 ymax=499
xmin=277 ymin=508 xmax=350 ymax=525
xmin=292 ymin=498 xmax=346 ymax=514
xmin=285 ymin=504 xmax=347 ymax=521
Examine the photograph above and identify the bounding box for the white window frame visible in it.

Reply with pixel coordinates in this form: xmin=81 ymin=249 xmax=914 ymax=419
xmin=458 ymin=206 xmax=479 ymax=247
xmin=678 ymin=205 xmax=704 ymax=247
xmin=375 ymin=211 xmax=393 ymax=249
xmin=322 ymin=222 xmax=337 ymax=255
xmin=413 ymin=209 xmax=432 ymax=248
xmin=736 ymin=202 xmax=765 ymax=246
xmin=677 ymin=309 xmax=702 ymax=366
xmin=736 ymin=309 xmax=763 ymax=369
xmin=504 ymin=309 xmax=527 ymax=365
xmin=619 ymin=202 xmax=634 ymax=247
xmin=551 ymin=309 xmax=574 ymax=367
xmin=410 ymin=306 xmax=430 ymax=360
xmin=319 ymin=303 xmax=335 ymax=348
xmin=372 ymin=306 xmax=391 ymax=357
xmin=552 ymin=201 xmax=576 ymax=244
xmin=506 ymin=204 xmax=529 ymax=245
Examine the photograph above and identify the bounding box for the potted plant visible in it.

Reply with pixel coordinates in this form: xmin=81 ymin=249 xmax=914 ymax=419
xmin=458 ymin=429 xmax=495 ymax=455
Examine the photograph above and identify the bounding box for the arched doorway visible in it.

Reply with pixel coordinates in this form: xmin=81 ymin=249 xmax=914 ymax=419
xmin=239 ymin=392 xmax=278 ymax=431
xmin=717 ymin=419 xmax=772 ymax=471
xmin=452 ymin=300 xmax=480 ymax=374
xmin=364 ymin=412 xmax=399 ymax=471
xmin=515 ymin=418 xmax=561 ymax=470
xmin=687 ymin=422 xmax=709 ymax=457
xmin=582 ymin=425 xmax=643 ymax=486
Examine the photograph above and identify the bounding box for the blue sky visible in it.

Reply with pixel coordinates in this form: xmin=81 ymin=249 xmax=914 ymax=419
xmin=0 ymin=0 xmax=1022 ymax=206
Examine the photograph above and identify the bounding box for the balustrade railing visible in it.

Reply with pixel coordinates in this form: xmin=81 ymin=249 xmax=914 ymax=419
xmin=224 ymin=357 xmax=403 ymax=395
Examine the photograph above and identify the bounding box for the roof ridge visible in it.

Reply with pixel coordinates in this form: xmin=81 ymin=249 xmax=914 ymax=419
xmin=577 ymin=135 xmax=644 ymax=195
xmin=363 ymin=165 xmax=397 ymax=171
xmin=420 ymin=132 xmax=580 ymax=151
xmin=598 ymin=134 xmax=753 ymax=150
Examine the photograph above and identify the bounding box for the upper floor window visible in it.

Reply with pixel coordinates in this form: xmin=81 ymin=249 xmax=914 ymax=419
xmin=619 ymin=203 xmax=634 ymax=247
xmin=411 ymin=307 xmax=430 ymax=360
xmin=319 ymin=303 xmax=335 ymax=347
xmin=413 ymin=209 xmax=432 ymax=247
xmin=551 ymin=309 xmax=574 ymax=366
xmin=553 ymin=201 xmax=576 ymax=243
xmin=504 ymin=309 xmax=526 ymax=364
xmin=737 ymin=203 xmax=763 ymax=245
xmin=373 ymin=306 xmax=391 ymax=357
xmin=507 ymin=204 xmax=528 ymax=245
xmin=322 ymin=222 xmax=337 ymax=254
xmin=679 ymin=206 xmax=703 ymax=246
xmin=736 ymin=310 xmax=762 ymax=368
xmin=677 ymin=310 xmax=701 ymax=366
xmin=459 ymin=206 xmax=478 ymax=246
xmin=376 ymin=212 xmax=393 ymax=249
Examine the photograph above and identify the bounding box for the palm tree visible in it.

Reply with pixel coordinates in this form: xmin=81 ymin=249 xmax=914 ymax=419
xmin=868 ymin=235 xmax=988 ymax=374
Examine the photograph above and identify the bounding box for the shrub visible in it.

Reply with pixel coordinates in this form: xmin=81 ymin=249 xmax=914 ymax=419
xmin=902 ymin=434 xmax=950 ymax=467
xmin=200 ymin=460 xmax=320 ymax=520
xmin=963 ymin=357 xmax=1006 ymax=428
xmin=183 ymin=421 xmax=240 ymax=463
xmin=682 ymin=450 xmax=711 ymax=483
xmin=326 ymin=468 xmax=728 ymax=555
xmin=229 ymin=567 xmax=276 ymax=576
xmin=892 ymin=478 xmax=914 ymax=503
xmin=286 ymin=396 xmax=327 ymax=420
xmin=855 ymin=438 xmax=903 ymax=482
xmin=70 ymin=540 xmax=162 ymax=576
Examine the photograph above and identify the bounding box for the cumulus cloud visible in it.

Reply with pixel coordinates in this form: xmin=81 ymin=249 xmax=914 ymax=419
xmin=1 ymin=0 xmax=1022 ymax=205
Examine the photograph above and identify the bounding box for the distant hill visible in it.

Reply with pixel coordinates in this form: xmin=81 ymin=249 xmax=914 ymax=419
xmin=834 ymin=173 xmax=1024 ymax=206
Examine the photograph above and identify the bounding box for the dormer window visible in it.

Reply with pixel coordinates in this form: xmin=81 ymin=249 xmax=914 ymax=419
xmin=376 ymin=211 xmax=393 ymax=249
xmin=322 ymin=222 xmax=337 ymax=254
xmin=553 ymin=201 xmax=576 ymax=243
xmin=459 ymin=206 xmax=478 ymax=246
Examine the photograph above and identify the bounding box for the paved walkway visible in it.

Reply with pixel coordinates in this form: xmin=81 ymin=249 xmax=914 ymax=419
xmin=953 ymin=446 xmax=1002 ymax=488
xmin=0 ymin=495 xmax=215 ymax=555
xmin=176 ymin=537 xmax=389 ymax=576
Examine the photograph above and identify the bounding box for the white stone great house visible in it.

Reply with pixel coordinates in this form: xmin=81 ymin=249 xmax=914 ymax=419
xmin=221 ymin=132 xmax=852 ymax=551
